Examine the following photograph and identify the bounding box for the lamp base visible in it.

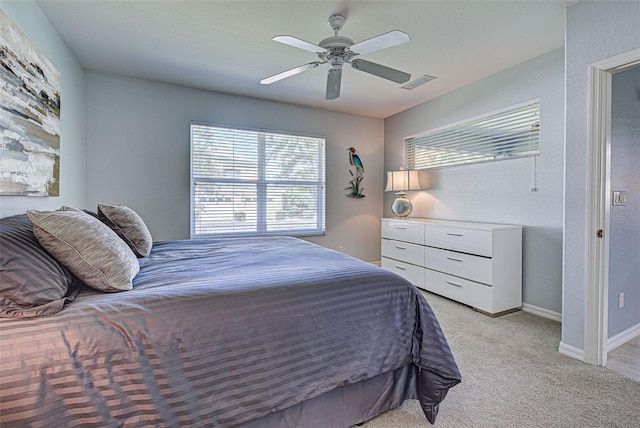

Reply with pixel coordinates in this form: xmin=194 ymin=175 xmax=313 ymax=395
xmin=391 ymin=195 xmax=413 ymax=217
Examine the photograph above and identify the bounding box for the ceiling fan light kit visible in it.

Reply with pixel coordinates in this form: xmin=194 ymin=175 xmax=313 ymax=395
xmin=261 ymin=15 xmax=411 ymax=100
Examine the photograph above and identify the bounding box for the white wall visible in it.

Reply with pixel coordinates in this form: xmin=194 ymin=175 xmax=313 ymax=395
xmin=84 ymin=72 xmax=384 ymax=262
xmin=607 ymin=66 xmax=640 ymax=338
xmin=384 ymin=49 xmax=565 ymax=314
xmin=563 ymin=0 xmax=640 ymax=351
xmin=0 ymin=1 xmax=85 ymax=218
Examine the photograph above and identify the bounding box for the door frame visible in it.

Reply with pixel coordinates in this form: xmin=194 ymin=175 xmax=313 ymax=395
xmin=584 ymin=48 xmax=640 ymax=365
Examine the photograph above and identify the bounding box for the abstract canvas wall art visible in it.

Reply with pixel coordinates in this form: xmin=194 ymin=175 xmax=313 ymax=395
xmin=0 ymin=9 xmax=61 ymax=196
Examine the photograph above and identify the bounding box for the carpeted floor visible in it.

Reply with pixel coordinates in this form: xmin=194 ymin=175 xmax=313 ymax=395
xmin=361 ymin=291 xmax=640 ymax=428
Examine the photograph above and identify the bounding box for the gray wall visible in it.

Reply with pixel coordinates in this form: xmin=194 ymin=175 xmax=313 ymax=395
xmin=0 ymin=0 xmax=85 ymax=218
xmin=384 ymin=49 xmax=565 ymax=314
xmin=608 ymin=66 xmax=640 ymax=338
xmin=563 ymin=0 xmax=640 ymax=351
xmin=84 ymin=72 xmax=385 ymax=262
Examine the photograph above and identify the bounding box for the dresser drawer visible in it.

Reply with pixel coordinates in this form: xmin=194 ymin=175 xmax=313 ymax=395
xmin=382 ymin=239 xmax=425 ymax=266
xmin=424 ymin=246 xmax=492 ymax=285
xmin=424 ymin=269 xmax=492 ymax=312
xmin=425 ymin=226 xmax=492 ymax=257
xmin=382 ymin=220 xmax=425 ymax=245
xmin=382 ymin=257 xmax=424 ymax=288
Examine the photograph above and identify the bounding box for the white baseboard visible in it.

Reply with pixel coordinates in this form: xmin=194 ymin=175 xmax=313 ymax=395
xmin=559 ymin=341 xmax=585 ymax=361
xmin=607 ymin=322 xmax=640 ymax=352
xmin=522 ymin=303 xmax=562 ymax=322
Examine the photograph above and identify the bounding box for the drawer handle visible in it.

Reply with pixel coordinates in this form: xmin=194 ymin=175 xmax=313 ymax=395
xmin=446 ymin=280 xmax=463 ymax=287
xmin=395 ymin=265 xmax=407 ymax=271
xmin=446 ymin=256 xmax=463 ymax=262
xmin=395 ymin=226 xmax=408 ymax=230
xmin=395 ymin=245 xmax=407 ymax=250
xmin=446 ymin=232 xmax=464 ymax=237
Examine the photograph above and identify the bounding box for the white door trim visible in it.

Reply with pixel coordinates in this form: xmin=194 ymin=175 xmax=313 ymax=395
xmin=585 ymin=48 xmax=640 ymax=366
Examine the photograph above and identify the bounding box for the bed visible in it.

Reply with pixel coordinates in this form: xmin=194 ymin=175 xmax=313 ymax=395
xmin=0 ymin=211 xmax=461 ymax=427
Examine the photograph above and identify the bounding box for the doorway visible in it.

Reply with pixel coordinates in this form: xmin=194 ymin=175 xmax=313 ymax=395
xmin=603 ymin=65 xmax=640 ymax=381
xmin=585 ymin=48 xmax=640 ymax=367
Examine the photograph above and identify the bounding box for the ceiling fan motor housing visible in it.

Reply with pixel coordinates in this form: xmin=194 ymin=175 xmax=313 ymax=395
xmin=319 ymin=34 xmax=356 ymax=69
xmin=319 ymin=36 xmax=354 ymax=50
xmin=320 ymin=14 xmax=356 ymax=66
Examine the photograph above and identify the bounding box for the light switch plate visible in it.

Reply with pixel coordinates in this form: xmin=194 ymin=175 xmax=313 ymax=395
xmin=619 ymin=292 xmax=625 ymax=308
xmin=612 ymin=191 xmax=627 ymax=206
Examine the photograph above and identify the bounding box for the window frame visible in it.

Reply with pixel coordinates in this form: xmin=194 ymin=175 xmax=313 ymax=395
xmin=190 ymin=122 xmax=326 ymax=239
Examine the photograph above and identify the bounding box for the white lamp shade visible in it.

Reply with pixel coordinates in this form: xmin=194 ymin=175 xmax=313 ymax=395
xmin=385 ymin=170 xmax=422 ymax=192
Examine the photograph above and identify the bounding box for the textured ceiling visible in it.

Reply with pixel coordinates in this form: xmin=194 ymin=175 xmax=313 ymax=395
xmin=36 ymin=0 xmax=572 ymax=118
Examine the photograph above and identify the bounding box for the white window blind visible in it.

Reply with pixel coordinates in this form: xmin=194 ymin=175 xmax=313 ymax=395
xmin=190 ymin=123 xmax=325 ymax=238
xmin=405 ymin=100 xmax=540 ymax=169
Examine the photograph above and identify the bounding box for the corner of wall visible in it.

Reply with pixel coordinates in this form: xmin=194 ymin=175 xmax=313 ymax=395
xmin=558 ymin=341 xmax=585 ymax=362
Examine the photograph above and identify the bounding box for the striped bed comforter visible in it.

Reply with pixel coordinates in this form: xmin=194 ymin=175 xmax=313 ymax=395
xmin=0 ymin=237 xmax=460 ymax=426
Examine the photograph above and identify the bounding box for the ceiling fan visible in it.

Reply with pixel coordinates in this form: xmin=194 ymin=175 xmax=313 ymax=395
xmin=260 ymin=14 xmax=411 ymax=100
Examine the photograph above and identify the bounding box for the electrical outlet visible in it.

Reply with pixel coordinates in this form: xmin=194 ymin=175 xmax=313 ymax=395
xmin=339 ymin=246 xmax=344 ymax=253
xmin=618 ymin=292 xmax=625 ymax=308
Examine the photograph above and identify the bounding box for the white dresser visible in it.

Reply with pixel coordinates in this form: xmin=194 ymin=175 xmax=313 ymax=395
xmin=381 ymin=218 xmax=522 ymax=316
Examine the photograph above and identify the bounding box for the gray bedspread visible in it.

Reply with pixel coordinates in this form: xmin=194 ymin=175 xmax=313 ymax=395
xmin=0 ymin=237 xmax=460 ymax=426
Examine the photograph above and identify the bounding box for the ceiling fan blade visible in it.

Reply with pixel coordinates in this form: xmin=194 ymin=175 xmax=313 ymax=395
xmin=273 ymin=35 xmax=325 ymax=53
xmin=349 ymin=30 xmax=410 ymax=55
xmin=260 ymin=62 xmax=321 ymax=85
xmin=326 ymin=68 xmax=342 ymax=100
xmin=351 ymin=59 xmax=411 ymax=84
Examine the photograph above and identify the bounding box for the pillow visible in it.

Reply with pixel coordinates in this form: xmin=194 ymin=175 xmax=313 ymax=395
xmin=27 ymin=209 xmax=139 ymax=292
xmin=0 ymin=214 xmax=81 ymax=318
xmin=97 ymin=204 xmax=153 ymax=258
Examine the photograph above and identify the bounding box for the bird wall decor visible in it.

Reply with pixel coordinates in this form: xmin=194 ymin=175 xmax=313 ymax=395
xmin=346 ymin=147 xmax=365 ymax=198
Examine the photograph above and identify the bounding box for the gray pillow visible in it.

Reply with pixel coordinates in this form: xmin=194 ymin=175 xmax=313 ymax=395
xmin=97 ymin=204 xmax=153 ymax=258
xmin=0 ymin=214 xmax=81 ymax=318
xmin=27 ymin=209 xmax=139 ymax=292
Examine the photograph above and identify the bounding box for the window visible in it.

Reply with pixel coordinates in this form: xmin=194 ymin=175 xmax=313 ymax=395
xmin=190 ymin=123 xmax=325 ymax=238
xmin=405 ymin=100 xmax=540 ymax=169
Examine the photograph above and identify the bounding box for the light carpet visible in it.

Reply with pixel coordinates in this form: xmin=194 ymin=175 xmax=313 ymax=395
xmin=361 ymin=292 xmax=640 ymax=428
